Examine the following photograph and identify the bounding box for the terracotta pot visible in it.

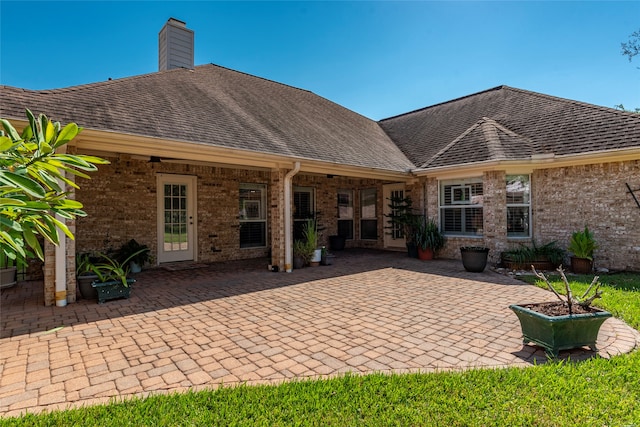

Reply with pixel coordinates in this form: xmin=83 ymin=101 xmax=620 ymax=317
xmin=417 ymin=247 xmax=434 ymax=260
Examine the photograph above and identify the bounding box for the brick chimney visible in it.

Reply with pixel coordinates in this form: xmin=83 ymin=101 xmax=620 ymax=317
xmin=158 ymin=18 xmax=194 ymax=71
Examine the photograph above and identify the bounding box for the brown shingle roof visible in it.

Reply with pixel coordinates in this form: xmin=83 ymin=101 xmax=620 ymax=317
xmin=379 ymin=86 xmax=640 ymax=169
xmin=0 ymin=64 xmax=415 ymax=173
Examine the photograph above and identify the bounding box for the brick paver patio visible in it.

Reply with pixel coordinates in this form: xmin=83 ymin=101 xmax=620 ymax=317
xmin=1 ymin=250 xmax=638 ymax=417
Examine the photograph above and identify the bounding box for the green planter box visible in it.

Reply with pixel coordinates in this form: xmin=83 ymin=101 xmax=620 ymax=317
xmin=92 ymin=279 xmax=135 ymax=304
xmin=510 ymin=303 xmax=611 ymax=357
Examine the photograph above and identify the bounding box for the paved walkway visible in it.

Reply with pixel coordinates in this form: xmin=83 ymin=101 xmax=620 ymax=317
xmin=1 ymin=250 xmax=638 ymax=417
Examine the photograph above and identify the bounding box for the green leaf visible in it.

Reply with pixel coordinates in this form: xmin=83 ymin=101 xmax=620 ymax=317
xmin=0 ymin=197 xmax=27 ymax=207
xmin=0 ymin=216 xmax=22 ymax=231
xmin=0 ymin=135 xmax=15 ymax=151
xmin=0 ymin=119 xmax=21 ymax=141
xmin=54 ymin=123 xmax=79 ymax=148
xmin=22 ymin=224 xmax=44 ymax=259
xmin=51 ymin=216 xmax=75 ymax=240
xmin=0 ymin=170 xmax=46 ymax=198
xmin=44 ymin=120 xmax=55 ymax=143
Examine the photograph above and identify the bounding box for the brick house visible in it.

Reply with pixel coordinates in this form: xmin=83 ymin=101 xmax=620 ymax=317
xmin=1 ymin=18 xmax=639 ymax=306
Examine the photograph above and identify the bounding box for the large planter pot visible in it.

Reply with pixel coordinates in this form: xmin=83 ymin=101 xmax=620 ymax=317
xmin=406 ymin=242 xmax=418 ymax=259
xmin=509 ymin=303 xmax=611 ymax=357
xmin=0 ymin=267 xmax=17 ymax=289
xmin=310 ymin=248 xmax=322 ymax=266
xmin=501 ymin=257 xmax=555 ymax=272
xmin=293 ymin=255 xmax=304 ymax=269
xmin=460 ymin=246 xmax=489 ymax=272
xmin=92 ymin=278 xmax=135 ymax=304
xmin=129 ymin=261 xmax=142 ymax=274
xmin=77 ymin=273 xmax=99 ymax=300
xmin=417 ymin=247 xmax=434 ymax=260
xmin=329 ymin=235 xmax=346 ymax=251
xmin=321 ymin=253 xmax=335 ymax=265
xmin=570 ymin=257 xmax=593 ymax=274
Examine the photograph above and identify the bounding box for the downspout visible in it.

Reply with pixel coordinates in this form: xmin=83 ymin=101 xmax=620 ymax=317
xmin=284 ymin=162 xmax=301 ymax=272
xmin=55 ymin=176 xmax=67 ymax=307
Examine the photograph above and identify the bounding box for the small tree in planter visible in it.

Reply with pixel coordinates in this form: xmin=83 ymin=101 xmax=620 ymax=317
xmin=509 ymin=266 xmax=611 ymax=357
xmin=415 ymin=217 xmax=445 ymax=260
xmin=385 ymin=195 xmax=421 ymax=258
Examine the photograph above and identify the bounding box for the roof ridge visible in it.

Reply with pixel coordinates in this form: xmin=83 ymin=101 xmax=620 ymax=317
xmin=499 ymin=86 xmax=640 ymax=117
xmin=481 ymin=119 xmax=505 ymax=160
xmin=379 ymin=86 xmax=507 ymax=122
xmin=420 ymin=117 xmax=488 ymax=168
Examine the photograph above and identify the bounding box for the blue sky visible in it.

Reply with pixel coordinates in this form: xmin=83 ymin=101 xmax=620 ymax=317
xmin=1 ymin=1 xmax=639 ymax=120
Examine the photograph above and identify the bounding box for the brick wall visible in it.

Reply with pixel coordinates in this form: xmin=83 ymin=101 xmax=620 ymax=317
xmin=533 ymin=160 xmax=640 ymax=271
xmin=75 ymin=157 xmax=409 ymax=270
xmin=420 ymin=160 xmax=640 ymax=271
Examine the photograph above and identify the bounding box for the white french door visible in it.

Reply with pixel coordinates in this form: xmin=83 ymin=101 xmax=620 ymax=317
xmin=157 ymin=174 xmax=197 ymax=263
xmin=383 ymin=183 xmax=406 ymax=249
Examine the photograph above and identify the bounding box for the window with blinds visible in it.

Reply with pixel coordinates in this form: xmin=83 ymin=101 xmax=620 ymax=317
xmin=239 ymin=183 xmax=267 ymax=248
xmin=440 ymin=179 xmax=483 ymax=236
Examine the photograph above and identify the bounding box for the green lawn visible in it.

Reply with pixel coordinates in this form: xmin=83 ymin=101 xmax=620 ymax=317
xmin=2 ymin=272 xmax=639 ymax=426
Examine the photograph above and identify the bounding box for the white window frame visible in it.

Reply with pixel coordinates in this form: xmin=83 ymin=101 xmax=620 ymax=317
xmin=337 ymin=189 xmax=354 ymax=240
xmin=506 ymin=174 xmax=531 ymax=238
xmin=439 ymin=178 xmax=484 ymax=236
xmin=360 ymin=188 xmax=377 ymax=240
xmin=239 ymin=183 xmax=267 ymax=248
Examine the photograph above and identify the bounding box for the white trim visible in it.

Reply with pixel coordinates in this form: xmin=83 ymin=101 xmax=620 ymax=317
xmin=156 ymin=174 xmax=197 ymax=264
xmin=383 ymin=183 xmax=406 ymax=249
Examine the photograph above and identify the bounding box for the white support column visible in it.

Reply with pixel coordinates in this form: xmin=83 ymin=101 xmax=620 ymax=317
xmin=284 ymin=162 xmax=300 ymax=272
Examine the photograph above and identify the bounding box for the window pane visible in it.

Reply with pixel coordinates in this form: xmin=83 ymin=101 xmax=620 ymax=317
xmin=507 ymin=175 xmax=530 ymax=237
xmin=338 ymin=190 xmax=353 ymax=219
xmin=507 ymin=175 xmax=530 ymax=204
xmin=442 ymin=208 xmax=462 ymax=233
xmin=465 ymin=207 xmax=483 ymax=234
xmin=337 ymin=219 xmax=354 ymax=239
xmin=294 ymin=189 xmax=313 ymax=219
xmin=507 ymin=206 xmax=529 ymax=236
xmin=239 ymin=183 xmax=267 ymax=247
xmin=361 ymin=219 xmax=377 ymax=240
xmin=440 ymin=179 xmax=483 ymax=236
xmin=361 ymin=189 xmax=376 ymax=219
xmin=240 ymin=222 xmax=266 ymax=248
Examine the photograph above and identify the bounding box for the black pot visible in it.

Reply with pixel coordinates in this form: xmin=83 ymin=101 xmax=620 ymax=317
xmin=460 ymin=246 xmax=489 ymax=272
xmin=329 ymin=235 xmax=346 ymax=251
xmin=293 ymin=255 xmax=304 ymax=269
xmin=77 ymin=274 xmax=99 ymax=300
xmin=406 ymin=242 xmax=418 ymax=258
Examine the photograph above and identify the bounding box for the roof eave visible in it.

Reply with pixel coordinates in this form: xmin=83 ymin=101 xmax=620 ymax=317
xmin=412 ymin=147 xmax=640 ymax=178
xmin=70 ymin=126 xmax=413 ymax=181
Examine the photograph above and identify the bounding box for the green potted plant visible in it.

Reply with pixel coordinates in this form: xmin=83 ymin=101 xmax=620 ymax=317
xmin=303 ymin=219 xmax=322 ymax=266
xmin=501 ymin=241 xmax=565 ymax=271
xmin=415 ymin=217 xmax=445 ymax=260
xmin=510 ymin=266 xmax=611 ymax=357
xmin=115 ymin=239 xmax=151 ymax=273
xmin=460 ymin=246 xmax=490 ymax=272
xmin=89 ymin=248 xmax=147 ymax=303
xmin=293 ymin=239 xmax=312 ymax=269
xmin=320 ymin=246 xmax=334 ymax=265
xmin=567 ymin=226 xmax=597 ymax=274
xmin=76 ymin=252 xmax=100 ymax=299
xmin=385 ymin=195 xmax=421 ymax=258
